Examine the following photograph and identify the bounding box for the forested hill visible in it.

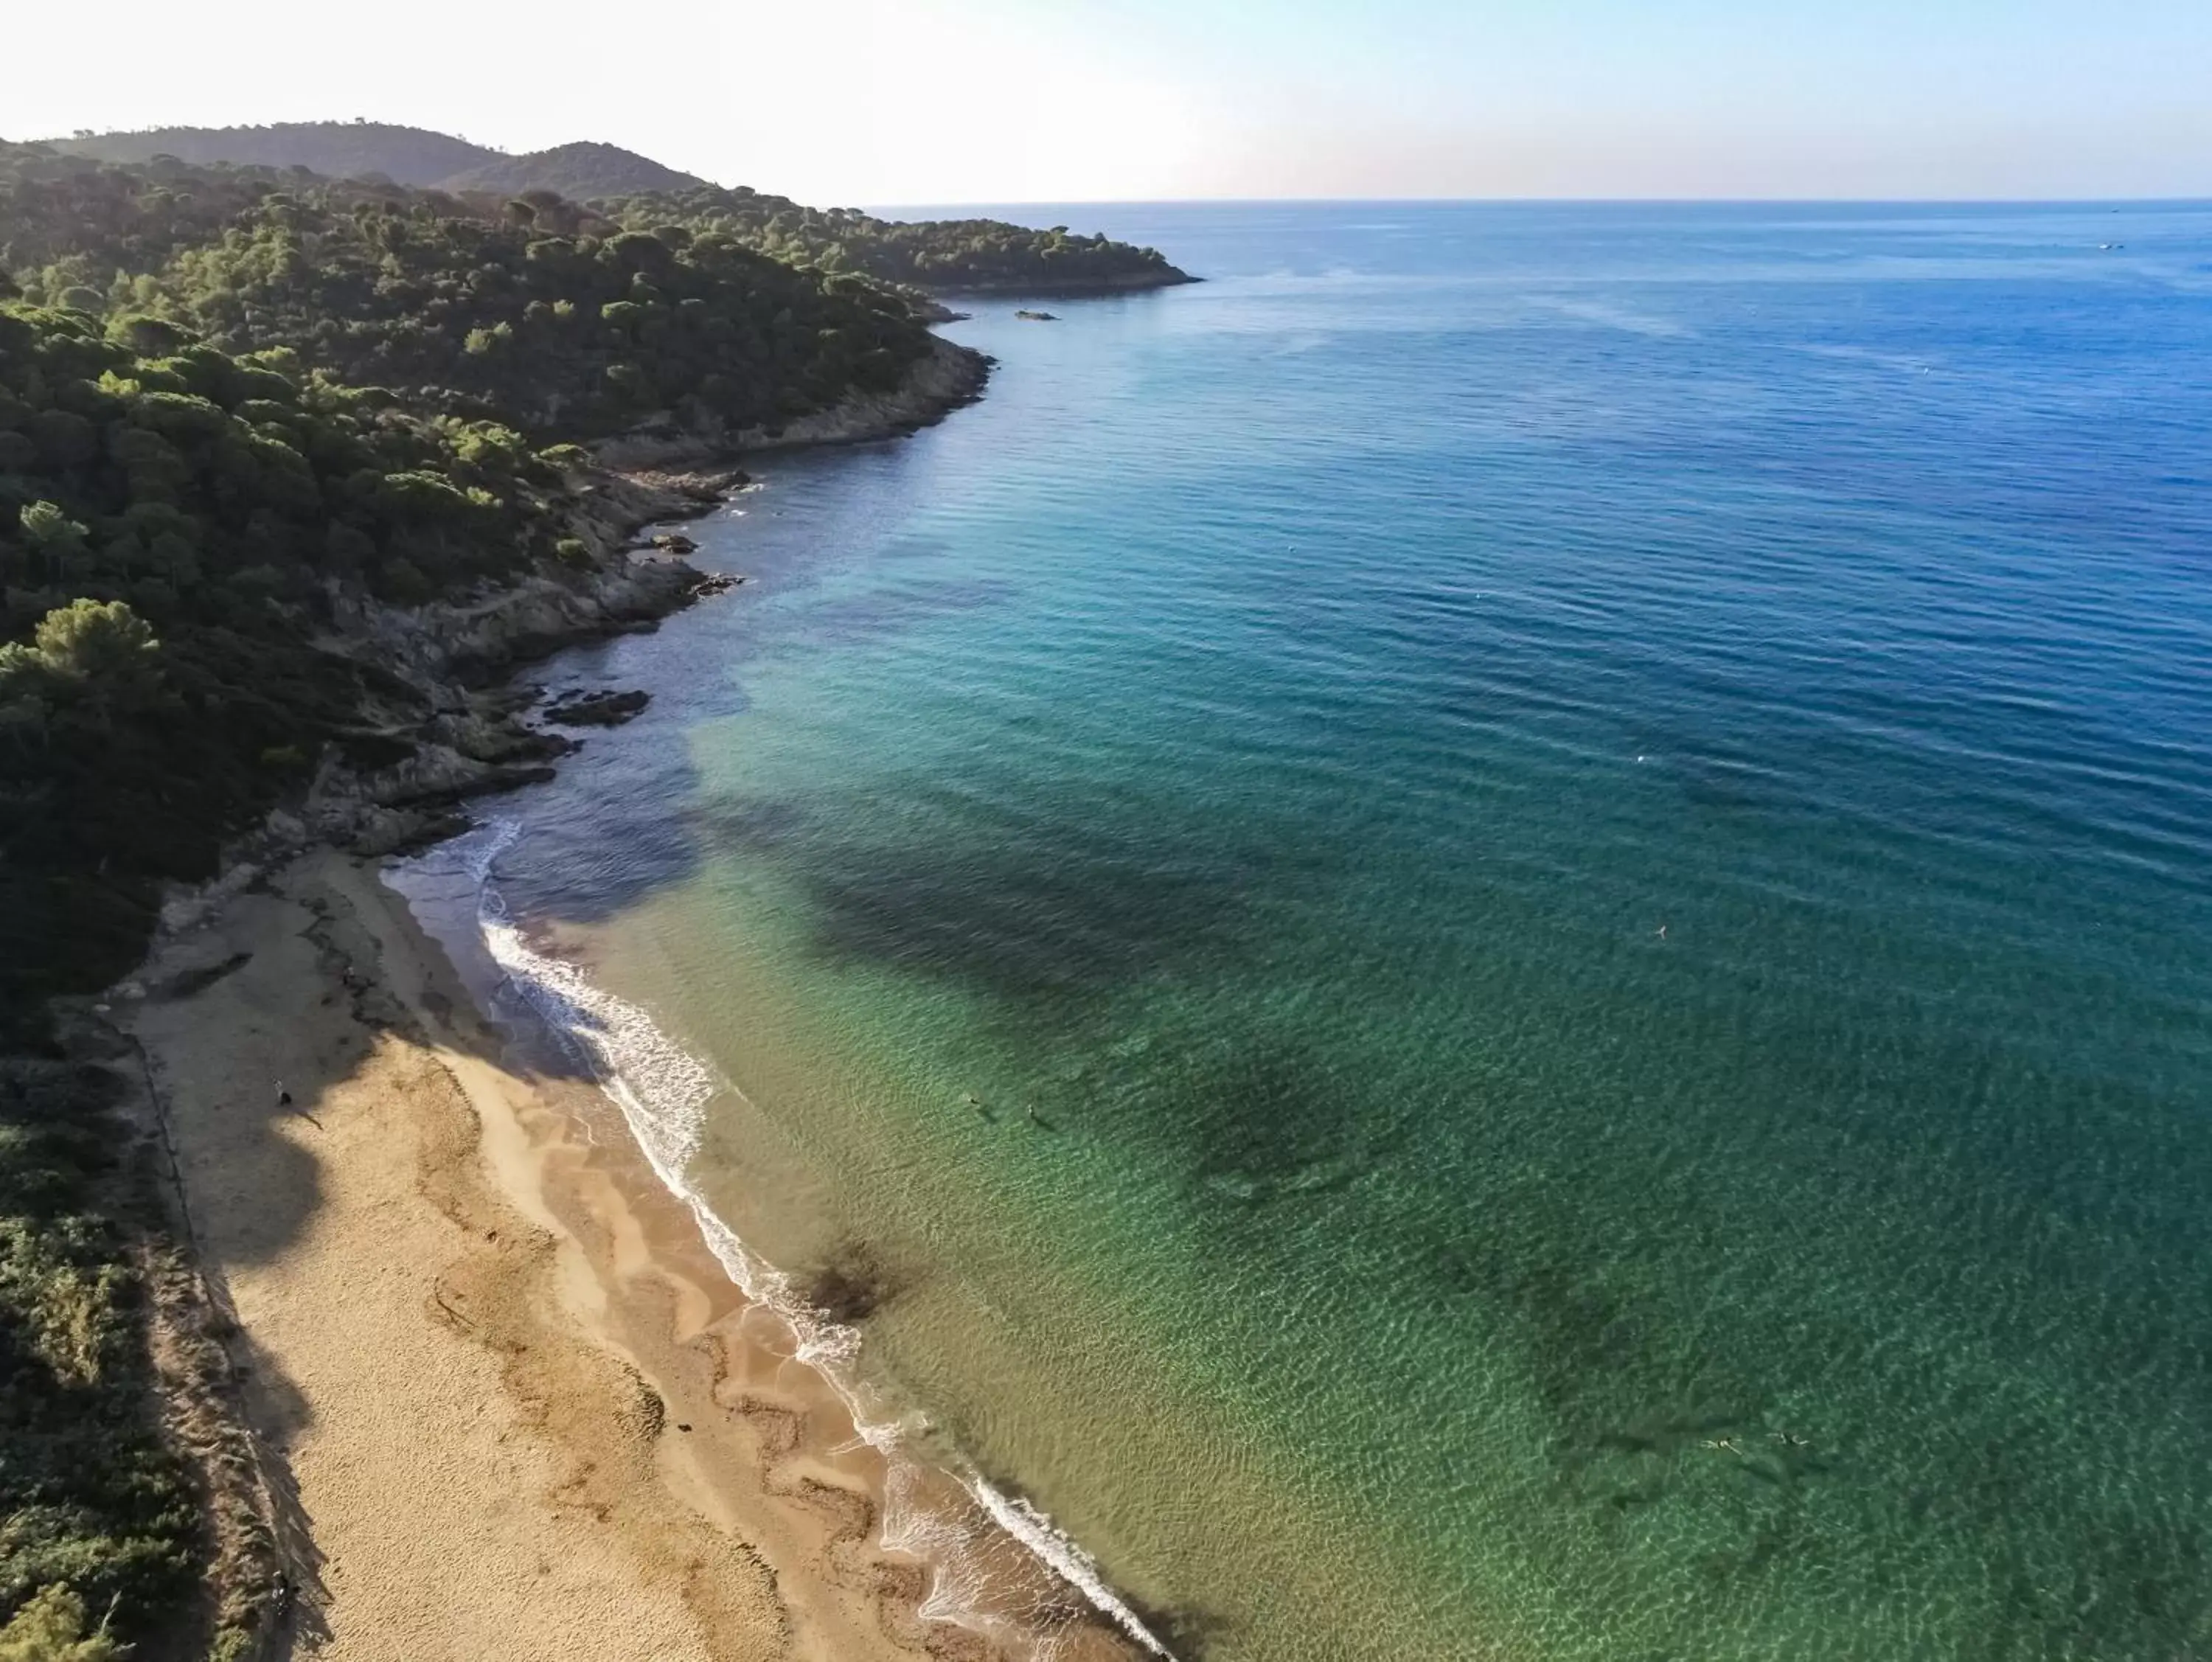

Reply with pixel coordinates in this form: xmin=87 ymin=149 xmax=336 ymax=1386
xmin=41 ymin=122 xmax=1193 ymax=293
xmin=437 ymin=141 xmax=706 ymax=199
xmin=55 ymin=125 xmax=707 ymax=199
xmin=612 ymin=186 xmax=1192 ymax=293
xmin=0 ymin=143 xmax=935 ymax=442
xmin=53 ymin=121 xmax=503 ymax=187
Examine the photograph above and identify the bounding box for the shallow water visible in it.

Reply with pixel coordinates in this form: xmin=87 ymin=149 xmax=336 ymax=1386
xmin=450 ymin=203 xmax=2212 ymax=1659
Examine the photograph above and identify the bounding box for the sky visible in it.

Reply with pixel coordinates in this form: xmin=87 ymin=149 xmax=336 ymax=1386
xmin=4 ymin=0 xmax=2209 ymax=204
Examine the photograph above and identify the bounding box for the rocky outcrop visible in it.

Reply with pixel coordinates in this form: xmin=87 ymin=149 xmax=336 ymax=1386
xmin=327 ymin=548 xmax=703 ymax=688
xmin=224 ymin=454 xmax=731 ymax=863
xmin=299 ymin=546 xmax=698 ymax=855
xmin=587 ymin=337 xmax=990 ymax=472
xmin=545 ymin=689 xmax=650 ymax=727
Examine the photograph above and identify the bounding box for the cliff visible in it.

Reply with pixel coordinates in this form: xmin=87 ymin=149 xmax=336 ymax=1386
xmin=587 ymin=336 xmax=990 ymax=470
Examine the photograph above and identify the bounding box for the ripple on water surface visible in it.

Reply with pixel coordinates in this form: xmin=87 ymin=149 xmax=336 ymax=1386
xmin=468 ymin=202 xmax=2212 ymax=1661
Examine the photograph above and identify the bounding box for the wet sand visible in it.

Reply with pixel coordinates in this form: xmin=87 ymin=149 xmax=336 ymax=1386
xmin=125 ymin=849 xmax=1135 ymax=1661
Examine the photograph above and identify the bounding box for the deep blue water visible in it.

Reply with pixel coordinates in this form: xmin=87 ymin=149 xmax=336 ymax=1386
xmin=475 ymin=203 xmax=2212 ymax=1659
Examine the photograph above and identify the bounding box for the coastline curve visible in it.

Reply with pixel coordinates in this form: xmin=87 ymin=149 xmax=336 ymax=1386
xmin=397 ymin=818 xmax=1179 ymax=1662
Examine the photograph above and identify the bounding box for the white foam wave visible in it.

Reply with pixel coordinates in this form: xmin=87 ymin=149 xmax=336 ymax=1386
xmin=407 ymin=819 xmax=1175 ymax=1661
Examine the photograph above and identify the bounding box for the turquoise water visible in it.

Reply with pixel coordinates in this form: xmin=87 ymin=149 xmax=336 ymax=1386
xmin=470 ymin=204 xmax=2212 ymax=1658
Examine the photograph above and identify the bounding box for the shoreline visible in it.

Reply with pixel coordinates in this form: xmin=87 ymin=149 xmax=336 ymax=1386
xmin=932 ymin=272 xmax=1200 ymax=297
xmin=398 ymin=823 xmax=1183 ymax=1660
xmin=184 ymin=335 xmax=992 ymax=872
xmin=124 ymin=845 xmax=1153 ymax=1661
xmin=108 ymin=330 xmax=1178 ymax=1661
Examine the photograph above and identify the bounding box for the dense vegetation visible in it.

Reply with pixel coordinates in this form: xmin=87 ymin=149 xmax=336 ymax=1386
xmin=610 ymin=185 xmax=1190 ymax=292
xmin=0 ymin=299 xmax=586 ymax=1655
xmin=438 ymin=141 xmax=705 ymax=200
xmin=33 ymin=124 xmax=1191 ymax=294
xmin=3 ymin=147 xmax=933 ymax=442
xmin=0 ymin=1060 xmax=198 ymax=1661
xmin=0 ymin=153 xmax=272 ymax=286
xmin=0 ymin=302 xmax=582 ymax=1018
xmin=53 ymin=122 xmax=501 ymax=189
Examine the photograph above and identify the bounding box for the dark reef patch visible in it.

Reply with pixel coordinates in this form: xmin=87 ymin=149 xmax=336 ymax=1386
xmin=544 ymin=687 xmax=651 ymax=727
xmin=800 ymin=1241 xmax=902 ymax=1324
xmin=1165 ymin=1032 xmax=1412 ymax=1209
xmin=685 ymin=794 xmax=813 ymax=855
xmin=787 ymin=810 xmax=1291 ymax=1007
xmin=1112 ymin=1589 xmax=1236 ymax=1661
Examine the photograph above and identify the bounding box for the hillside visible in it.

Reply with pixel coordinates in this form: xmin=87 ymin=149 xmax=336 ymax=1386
xmin=0 ymin=143 xmax=935 ymax=443
xmin=52 ymin=120 xmax=500 ymax=186
xmin=0 ymin=147 xmax=276 ymax=276
xmin=49 ymin=125 xmax=700 ymax=199
xmin=438 ymin=140 xmax=706 ymax=198
xmin=39 ymin=122 xmax=1194 ymax=293
xmin=52 ymin=123 xmax=700 ymax=200
xmin=0 ymin=297 xmax=609 ymax=1658
xmin=613 ymin=184 xmax=1194 ymax=293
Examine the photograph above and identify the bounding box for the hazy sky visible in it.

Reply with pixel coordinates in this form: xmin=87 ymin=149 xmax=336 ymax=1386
xmin=6 ymin=0 xmax=2209 ymax=204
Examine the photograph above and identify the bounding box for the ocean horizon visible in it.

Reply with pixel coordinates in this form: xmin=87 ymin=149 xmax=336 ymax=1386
xmin=401 ymin=200 xmax=2212 ymax=1660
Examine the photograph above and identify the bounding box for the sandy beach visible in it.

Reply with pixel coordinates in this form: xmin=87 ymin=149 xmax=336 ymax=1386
xmin=121 ymin=848 xmax=1135 ymax=1661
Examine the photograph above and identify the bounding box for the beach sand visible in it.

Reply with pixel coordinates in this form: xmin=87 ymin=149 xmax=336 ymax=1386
xmin=122 ymin=849 xmax=1133 ymax=1661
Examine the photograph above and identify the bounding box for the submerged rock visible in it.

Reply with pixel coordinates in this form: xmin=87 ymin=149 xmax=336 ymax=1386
xmin=803 ymin=1243 xmax=899 ymax=1324
xmin=543 ymin=689 xmax=651 ymax=728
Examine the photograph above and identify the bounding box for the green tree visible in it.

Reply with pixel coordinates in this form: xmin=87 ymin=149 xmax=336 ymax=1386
xmin=23 ymin=597 xmax=158 ymax=683
xmin=104 ymin=313 xmax=187 ymax=356
xmin=0 ymin=1587 xmax=119 ymax=1662
xmin=17 ymin=501 xmax=88 ymax=584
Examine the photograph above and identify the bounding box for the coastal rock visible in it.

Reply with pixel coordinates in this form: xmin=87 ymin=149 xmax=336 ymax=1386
xmin=348 ymin=806 xmax=476 ymax=859
xmin=617 ymin=465 xmax=749 ymax=504
xmin=802 ymin=1244 xmax=900 ymax=1324
xmin=133 ymin=462 xmax=723 ymax=962
xmin=543 ymin=689 xmax=651 ymax=728
xmin=587 ymin=338 xmax=990 ymax=471
xmin=1015 ymin=310 xmax=1060 ymax=321
xmin=326 ymin=550 xmax=708 ymax=689
xmin=159 ymin=858 xmax=279 ymax=936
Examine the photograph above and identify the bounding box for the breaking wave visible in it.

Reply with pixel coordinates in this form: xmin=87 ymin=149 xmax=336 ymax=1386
xmin=400 ymin=818 xmax=1175 ymax=1661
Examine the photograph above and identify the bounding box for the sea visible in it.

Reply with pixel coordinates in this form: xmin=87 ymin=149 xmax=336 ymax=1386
xmin=395 ymin=202 xmax=2212 ymax=1661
